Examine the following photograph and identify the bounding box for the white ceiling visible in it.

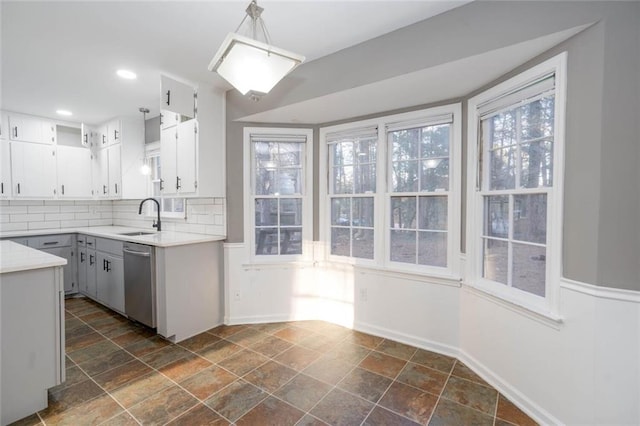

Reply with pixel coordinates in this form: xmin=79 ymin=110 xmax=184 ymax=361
xmin=1 ymin=0 xmax=471 ymax=125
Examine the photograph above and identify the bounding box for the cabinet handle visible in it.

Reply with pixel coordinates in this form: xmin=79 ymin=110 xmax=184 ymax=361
xmin=102 ymin=134 xmax=106 ymax=144
xmin=176 ymin=176 xmax=181 ymax=190
xmin=166 ymin=90 xmax=171 ymax=106
xmin=61 ymin=184 xmax=65 ymax=195
xmin=114 ymin=183 xmax=118 ymax=194
xmin=43 ymin=241 xmax=59 ymax=246
xmin=160 ymin=179 xmax=164 ymax=191
xmin=103 ymin=185 xmax=107 ymax=194
xmin=160 ymin=113 xmax=163 ymax=126
xmin=80 ymin=252 xmax=85 ymax=262
xmin=13 ymin=127 xmax=17 ymax=138
xmin=114 ymin=130 xmax=119 ymax=141
xmin=1 ymin=182 xmax=3 ymax=194
xmin=17 ymin=183 xmax=20 ymax=194
xmin=105 ymin=260 xmax=111 ymax=272
xmin=89 ymin=254 xmax=94 ymax=265
xmin=84 ymin=133 xmax=88 ymax=144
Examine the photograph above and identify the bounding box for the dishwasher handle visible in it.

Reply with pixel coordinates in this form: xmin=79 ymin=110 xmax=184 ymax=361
xmin=123 ymin=248 xmax=151 ymax=257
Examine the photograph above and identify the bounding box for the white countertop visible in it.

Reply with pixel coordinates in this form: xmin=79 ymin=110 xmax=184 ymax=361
xmin=0 ymin=226 xmax=226 ymax=248
xmin=0 ymin=240 xmax=67 ymax=273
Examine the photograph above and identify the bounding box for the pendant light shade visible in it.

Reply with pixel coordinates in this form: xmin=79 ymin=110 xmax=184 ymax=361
xmin=208 ymin=1 xmax=305 ymax=98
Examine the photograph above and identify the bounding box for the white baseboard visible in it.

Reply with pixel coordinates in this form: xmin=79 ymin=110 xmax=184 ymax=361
xmin=457 ymin=350 xmax=563 ymax=426
xmin=353 ymin=320 xmax=459 ymax=359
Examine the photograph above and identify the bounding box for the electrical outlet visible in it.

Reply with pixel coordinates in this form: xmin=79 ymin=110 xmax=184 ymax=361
xmin=359 ymin=287 xmax=368 ymax=302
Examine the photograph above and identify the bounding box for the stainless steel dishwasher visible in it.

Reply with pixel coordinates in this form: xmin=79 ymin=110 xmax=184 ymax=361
xmin=123 ymin=242 xmax=156 ymax=328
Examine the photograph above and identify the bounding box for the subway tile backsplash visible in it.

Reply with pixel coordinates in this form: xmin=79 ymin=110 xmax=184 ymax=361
xmin=0 ymin=198 xmax=226 ymax=236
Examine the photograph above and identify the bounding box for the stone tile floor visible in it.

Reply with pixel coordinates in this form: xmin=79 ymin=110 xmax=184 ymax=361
xmin=11 ymin=297 xmax=537 ymax=425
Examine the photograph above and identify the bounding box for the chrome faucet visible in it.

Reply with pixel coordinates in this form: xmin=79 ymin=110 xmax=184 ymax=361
xmin=138 ymin=198 xmax=161 ymax=231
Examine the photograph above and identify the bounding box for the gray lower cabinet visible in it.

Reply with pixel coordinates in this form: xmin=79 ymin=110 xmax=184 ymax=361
xmin=96 ymin=252 xmax=124 ymax=313
xmin=10 ymin=234 xmax=77 ymax=294
xmin=77 ymin=235 xmax=124 ymax=314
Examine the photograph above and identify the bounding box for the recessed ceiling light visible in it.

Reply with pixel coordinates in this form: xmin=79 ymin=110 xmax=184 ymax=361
xmin=117 ymin=69 xmax=137 ymax=80
xmin=56 ymin=110 xmax=73 ymax=116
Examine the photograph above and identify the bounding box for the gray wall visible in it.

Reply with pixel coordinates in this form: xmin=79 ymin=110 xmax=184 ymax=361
xmin=225 ymin=1 xmax=640 ymax=290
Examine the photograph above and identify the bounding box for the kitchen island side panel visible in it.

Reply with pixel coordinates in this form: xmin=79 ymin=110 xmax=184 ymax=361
xmin=155 ymin=241 xmax=223 ymax=342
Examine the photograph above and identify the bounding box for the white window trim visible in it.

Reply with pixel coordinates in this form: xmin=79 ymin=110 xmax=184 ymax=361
xmin=465 ymin=52 xmax=567 ymax=317
xmin=144 ymin=142 xmax=186 ymax=219
xmin=243 ymin=126 xmax=314 ymax=264
xmin=319 ymin=104 xmax=462 ymax=280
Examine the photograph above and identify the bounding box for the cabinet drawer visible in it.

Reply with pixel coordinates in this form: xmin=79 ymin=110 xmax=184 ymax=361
xmin=85 ymin=236 xmax=96 ymax=249
xmin=76 ymin=234 xmax=86 ymax=246
xmin=96 ymin=237 xmax=123 ymax=257
xmin=32 ymin=234 xmax=73 ymax=249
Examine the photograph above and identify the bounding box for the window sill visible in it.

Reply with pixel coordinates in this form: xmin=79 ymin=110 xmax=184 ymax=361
xmin=462 ymin=282 xmax=564 ymax=329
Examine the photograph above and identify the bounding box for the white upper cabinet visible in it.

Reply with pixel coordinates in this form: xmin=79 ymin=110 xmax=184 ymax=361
xmin=10 ymin=142 xmax=56 ymax=198
xmin=8 ymin=113 xmax=55 ymax=144
xmin=93 ymin=148 xmax=109 ymax=198
xmin=176 ymin=119 xmax=197 ymax=194
xmin=161 ymin=75 xmax=195 ymax=119
xmin=81 ymin=123 xmax=97 ymax=148
xmin=108 ymin=144 xmax=122 ymax=197
xmin=160 ymin=126 xmax=178 ymax=195
xmin=57 ymin=145 xmax=92 ymax=198
xmin=106 ymin=119 xmax=121 ymax=146
xmin=160 ymin=110 xmax=179 ymax=130
xmin=1 ymin=140 xmax=11 ymax=198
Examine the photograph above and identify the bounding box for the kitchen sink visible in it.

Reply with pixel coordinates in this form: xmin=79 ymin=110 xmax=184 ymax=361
xmin=118 ymin=231 xmax=156 ymax=236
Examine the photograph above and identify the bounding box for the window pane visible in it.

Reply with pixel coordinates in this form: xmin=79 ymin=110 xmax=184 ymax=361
xmin=277 ymin=169 xmax=301 ymax=195
xmin=354 ymin=163 xmax=376 ymax=193
xmin=152 ymin=181 xmax=161 ymax=197
xmin=352 ymin=229 xmax=374 ymax=259
xmin=520 ymin=141 xmax=553 ymax=188
xmin=489 ymin=147 xmax=516 ymax=190
xmin=332 ymin=165 xmax=353 ymax=194
xmin=353 ymin=197 xmax=374 ymax=227
xmin=174 ymin=199 xmax=184 ymax=213
xmin=256 ymin=228 xmax=278 ymax=255
xmin=520 ymin=96 xmax=555 ymax=141
xmin=255 ymin=199 xmax=278 ymax=226
xmin=418 ymin=231 xmax=447 ymax=267
xmin=512 ymin=243 xmax=546 ymax=297
xmin=489 ymin=111 xmax=517 ymax=149
xmin=332 ymin=142 xmax=353 ymax=166
xmin=392 ymin=160 xmax=419 ymax=192
xmin=513 ymin=194 xmax=546 ymax=244
xmin=255 ymin=168 xmax=276 ymax=195
xmin=390 ymin=230 xmax=416 ymax=264
xmin=418 ymin=196 xmax=447 ymax=230
xmin=280 ymin=199 xmax=302 ymax=226
xmin=420 ymin=158 xmax=449 ymax=192
xmin=483 ymin=238 xmax=508 ymax=284
xmin=281 ymin=228 xmax=302 ymax=255
xmin=484 ymin=195 xmax=509 ymax=238
xmin=356 ymin=139 xmax=376 ymax=163
xmin=421 ymin=124 xmax=450 ymax=157
xmin=331 ymin=198 xmax=350 ymax=226
xmin=331 ymin=227 xmax=350 ymax=256
xmin=391 ymin=197 xmax=416 ymax=229
xmin=391 ymin=128 xmax=419 ymax=161
xmin=278 ymin=143 xmax=302 ymax=167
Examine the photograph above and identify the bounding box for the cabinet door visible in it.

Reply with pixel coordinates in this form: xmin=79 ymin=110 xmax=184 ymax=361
xmin=97 ymin=253 xmax=124 ymax=313
xmin=1 ymin=140 xmax=11 ymax=198
xmin=86 ymin=249 xmax=97 ymax=298
xmin=108 ymin=144 xmax=122 ymax=197
xmin=107 ymin=119 xmax=121 ymax=146
xmin=8 ymin=114 xmax=43 ymax=143
xmin=81 ymin=123 xmax=94 ymax=147
xmin=93 ymin=148 xmax=110 ymax=198
xmin=161 ymin=75 xmax=195 ymax=118
xmin=78 ymin=248 xmax=87 ymax=293
xmin=41 ymin=246 xmax=75 ymax=293
xmin=160 ymin=127 xmax=177 ymax=195
xmin=176 ymin=119 xmax=197 ymax=194
xmin=160 ymin=110 xmax=179 ymax=130
xmin=57 ymin=146 xmax=92 ymax=198
xmin=97 ymin=124 xmax=108 ymax=148
xmin=10 ymin=142 xmax=56 ymax=198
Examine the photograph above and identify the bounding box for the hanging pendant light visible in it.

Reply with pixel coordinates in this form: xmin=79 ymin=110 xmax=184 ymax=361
xmin=208 ymin=0 xmax=305 ymax=99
